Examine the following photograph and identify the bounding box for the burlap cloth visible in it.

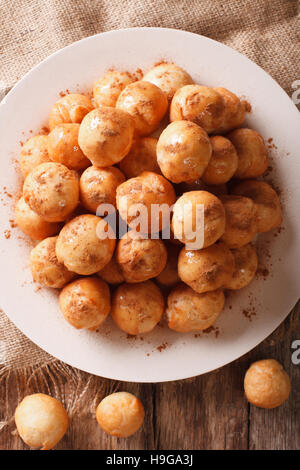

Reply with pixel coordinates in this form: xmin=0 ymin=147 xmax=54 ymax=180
xmin=0 ymin=0 xmax=299 ymax=433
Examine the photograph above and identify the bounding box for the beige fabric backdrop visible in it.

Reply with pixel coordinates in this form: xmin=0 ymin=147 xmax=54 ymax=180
xmin=0 ymin=0 xmax=299 ymax=426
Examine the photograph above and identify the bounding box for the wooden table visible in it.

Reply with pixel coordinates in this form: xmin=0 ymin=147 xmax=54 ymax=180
xmin=1 ymin=301 xmax=299 ymax=450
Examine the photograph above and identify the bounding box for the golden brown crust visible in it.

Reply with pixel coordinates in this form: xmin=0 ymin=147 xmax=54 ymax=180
xmin=20 ymin=135 xmax=51 ymax=178
xmin=223 ymin=244 xmax=258 ymax=290
xmin=49 ymin=93 xmax=94 ymax=130
xmin=120 ymin=137 xmax=160 ymax=178
xmin=220 ymin=195 xmax=257 ymax=248
xmin=202 ymin=135 xmax=238 ymax=185
xmin=93 ymin=70 xmax=136 ymax=108
xmin=47 ymin=123 xmax=90 ymax=170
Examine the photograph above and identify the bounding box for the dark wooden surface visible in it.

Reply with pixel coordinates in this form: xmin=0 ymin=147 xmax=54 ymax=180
xmin=0 ymin=301 xmax=299 ymax=450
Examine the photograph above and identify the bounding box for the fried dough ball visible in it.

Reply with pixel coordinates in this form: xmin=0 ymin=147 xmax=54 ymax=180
xmin=96 ymin=392 xmax=145 ymax=438
xmin=80 ymin=166 xmax=125 ymax=213
xmin=30 ymin=236 xmax=75 ymax=288
xmin=178 ymin=179 xmax=228 ymax=197
xmin=78 ymin=107 xmax=135 ymax=167
xmin=202 ymin=135 xmax=238 ymax=185
xmin=119 ymin=137 xmax=160 ymax=178
xmin=213 ymin=87 xmax=246 ymax=133
xmin=116 ymin=171 xmax=176 ymax=233
xmin=143 ymin=63 xmax=193 ymax=101
xmin=15 ymin=394 xmax=68 ymax=450
xmin=97 ymin=254 xmax=124 ymax=285
xmin=15 ymin=197 xmax=60 ymax=240
xmin=111 ymin=281 xmax=164 ymax=335
xmin=56 ymin=214 xmax=115 ymax=275
xmin=228 ymin=128 xmax=268 ymax=179
xmin=116 ymin=81 xmax=168 ymax=136
xmin=155 ymin=243 xmax=180 ymax=287
xmin=166 ymin=284 xmax=225 ymax=333
xmin=23 ymin=162 xmax=79 ymax=222
xmin=220 ymin=195 xmax=257 ymax=248
xmin=93 ymin=70 xmax=136 ymax=108
xmin=20 ymin=135 xmax=51 ymax=178
xmin=170 ymin=85 xmax=225 ymax=134
xmin=157 ymin=121 xmax=212 ymax=183
xmin=171 ymin=191 xmax=225 ymax=249
xmin=232 ymin=180 xmax=282 ymax=233
xmin=59 ymin=277 xmax=110 ymax=329
xmin=49 ymin=93 xmax=94 ymax=130
xmin=244 ymin=359 xmax=291 ymax=409
xmin=47 ymin=123 xmax=90 ymax=170
xmin=116 ymin=231 xmax=167 ymax=283
xmin=178 ymin=243 xmax=234 ymax=294
xmin=223 ymin=244 xmax=258 ymax=290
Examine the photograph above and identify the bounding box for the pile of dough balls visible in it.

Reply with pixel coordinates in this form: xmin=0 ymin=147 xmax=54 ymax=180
xmin=15 ymin=61 xmax=282 ymax=336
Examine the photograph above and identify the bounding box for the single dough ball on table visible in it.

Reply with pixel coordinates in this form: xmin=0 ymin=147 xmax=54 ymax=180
xmin=202 ymin=135 xmax=238 ymax=185
xmin=232 ymin=180 xmax=282 ymax=233
xmin=213 ymin=87 xmax=247 ymax=133
xmin=93 ymin=70 xmax=136 ymax=108
xmin=116 ymin=231 xmax=167 ymax=283
xmin=120 ymin=137 xmax=160 ymax=178
xmin=116 ymin=171 xmax=176 ymax=233
xmin=15 ymin=393 xmax=68 ymax=450
xmin=178 ymin=243 xmax=234 ymax=294
xmin=59 ymin=277 xmax=110 ymax=329
xmin=30 ymin=236 xmax=75 ymax=288
xmin=143 ymin=63 xmax=194 ymax=101
xmin=56 ymin=214 xmax=116 ymax=275
xmin=223 ymin=244 xmax=258 ymax=290
xmin=228 ymin=128 xmax=268 ymax=179
xmin=157 ymin=121 xmax=212 ymax=183
xmin=47 ymin=123 xmax=90 ymax=170
xmin=97 ymin=254 xmax=124 ymax=285
xmin=23 ymin=162 xmax=79 ymax=222
xmin=220 ymin=195 xmax=257 ymax=248
xmin=20 ymin=135 xmax=50 ymax=178
xmin=244 ymin=359 xmax=291 ymax=409
xmin=155 ymin=243 xmax=180 ymax=287
xmin=49 ymin=93 xmax=94 ymax=130
xmin=111 ymin=281 xmax=164 ymax=335
xmin=15 ymin=197 xmax=60 ymax=240
xmin=78 ymin=107 xmax=135 ymax=167
xmin=166 ymin=284 xmax=225 ymax=333
xmin=80 ymin=166 xmax=125 ymax=213
xmin=170 ymin=85 xmax=225 ymax=134
xmin=171 ymin=191 xmax=226 ymax=249
xmin=96 ymin=392 xmax=145 ymax=438
xmin=116 ymin=81 xmax=168 ymax=136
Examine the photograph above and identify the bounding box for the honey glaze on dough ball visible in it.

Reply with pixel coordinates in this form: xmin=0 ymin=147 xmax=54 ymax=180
xmin=213 ymin=87 xmax=247 ymax=133
xmin=15 ymin=393 xmax=68 ymax=450
xmin=223 ymin=244 xmax=258 ymax=290
xmin=178 ymin=243 xmax=234 ymax=294
xmin=220 ymin=195 xmax=257 ymax=248
xmin=244 ymin=359 xmax=291 ymax=409
xmin=120 ymin=137 xmax=160 ymax=178
xmin=97 ymin=254 xmax=124 ymax=285
xmin=116 ymin=231 xmax=167 ymax=283
xmin=116 ymin=171 xmax=176 ymax=233
xmin=232 ymin=180 xmax=282 ymax=233
xmin=202 ymin=135 xmax=238 ymax=185
xmin=143 ymin=63 xmax=194 ymax=101
xmin=49 ymin=93 xmax=94 ymax=130
xmin=157 ymin=121 xmax=212 ymax=183
xmin=78 ymin=107 xmax=135 ymax=167
xmin=155 ymin=243 xmax=180 ymax=287
xmin=30 ymin=236 xmax=75 ymax=288
xmin=20 ymin=135 xmax=51 ymax=178
xmin=171 ymin=191 xmax=225 ymax=248
xmin=166 ymin=284 xmax=225 ymax=333
xmin=23 ymin=162 xmax=79 ymax=222
xmin=170 ymin=85 xmax=225 ymax=134
xmin=80 ymin=166 xmax=125 ymax=213
xmin=96 ymin=392 xmax=145 ymax=438
xmin=111 ymin=281 xmax=164 ymax=335
xmin=56 ymin=214 xmax=116 ymax=275
xmin=116 ymin=81 xmax=168 ymax=136
xmin=59 ymin=277 xmax=110 ymax=329
xmin=15 ymin=197 xmax=60 ymax=240
xmin=228 ymin=128 xmax=268 ymax=179
xmin=93 ymin=70 xmax=136 ymax=108
xmin=47 ymin=123 xmax=90 ymax=170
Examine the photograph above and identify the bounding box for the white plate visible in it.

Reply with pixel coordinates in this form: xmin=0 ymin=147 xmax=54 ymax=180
xmin=0 ymin=28 xmax=299 ymax=383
